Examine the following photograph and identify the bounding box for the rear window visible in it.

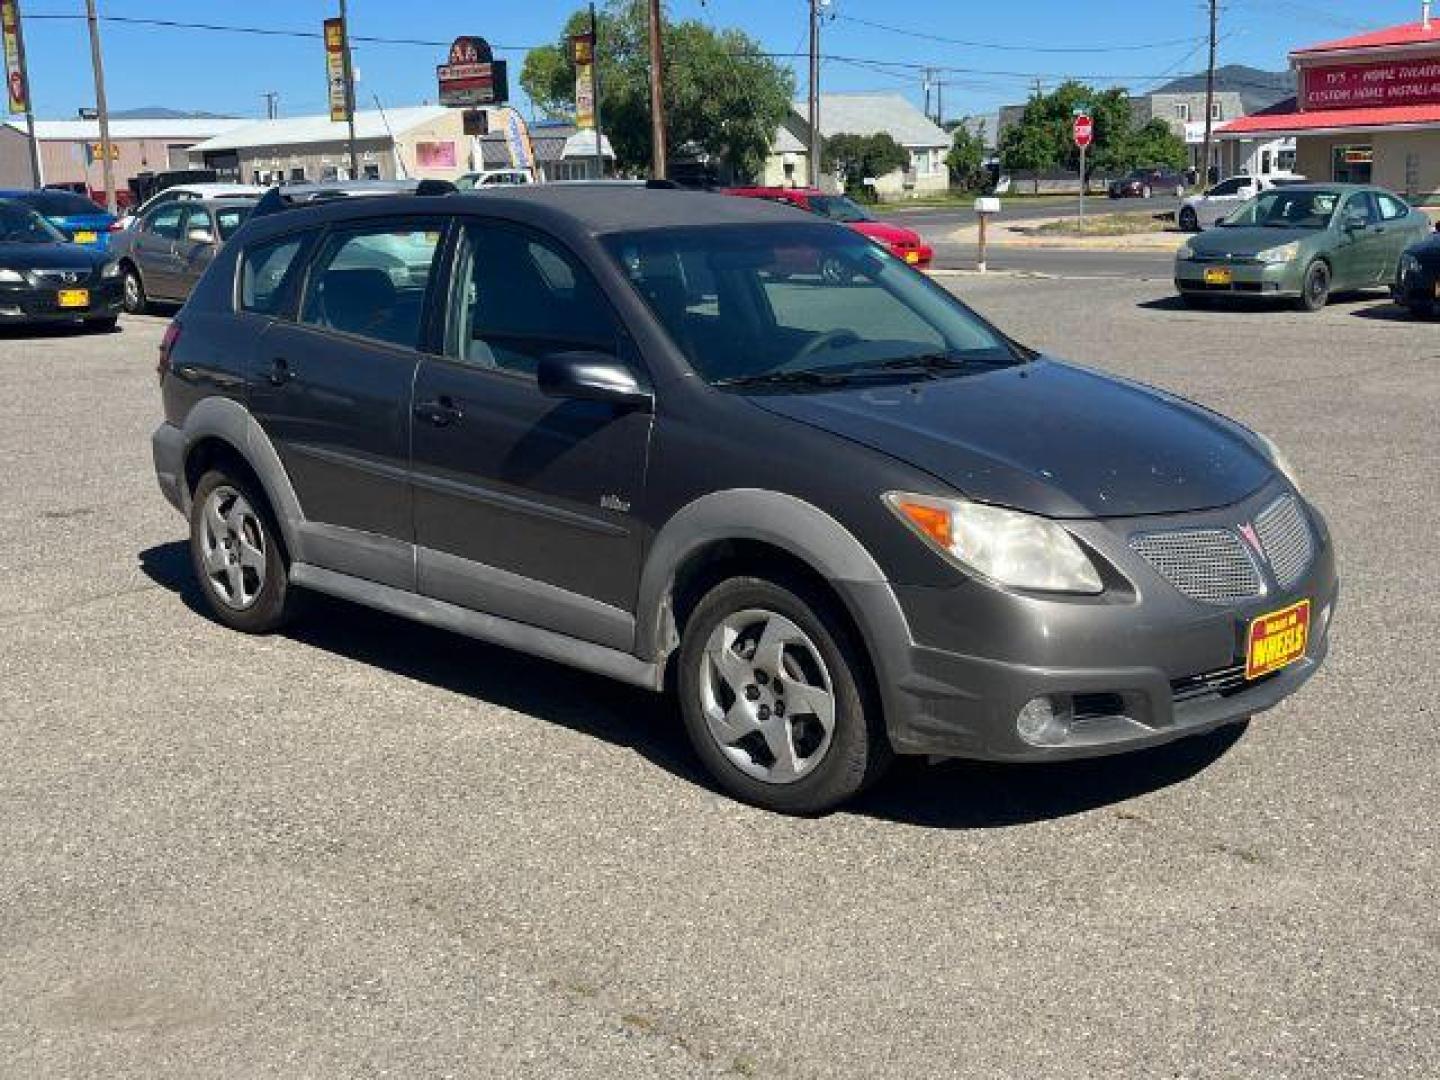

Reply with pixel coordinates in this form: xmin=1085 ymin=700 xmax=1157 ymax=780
xmin=215 ymin=207 xmax=251 ymax=239
xmin=20 ymin=191 xmax=102 ymax=217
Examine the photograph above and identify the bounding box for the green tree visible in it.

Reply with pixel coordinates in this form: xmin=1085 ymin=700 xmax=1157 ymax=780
xmin=946 ymin=121 xmax=987 ymax=191
xmin=520 ymin=1 xmax=794 ymax=177
xmin=1126 ymin=119 xmax=1188 ymax=171
xmin=822 ymin=132 xmax=909 ymax=197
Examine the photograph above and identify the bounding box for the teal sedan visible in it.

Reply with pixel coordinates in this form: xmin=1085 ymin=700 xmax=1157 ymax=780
xmin=1174 ymin=184 xmax=1430 ymax=312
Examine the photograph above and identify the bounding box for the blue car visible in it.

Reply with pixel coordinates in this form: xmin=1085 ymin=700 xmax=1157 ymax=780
xmin=0 ymin=189 xmax=117 ymax=251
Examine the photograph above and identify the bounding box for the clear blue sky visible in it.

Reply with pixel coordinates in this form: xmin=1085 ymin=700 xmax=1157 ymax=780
xmin=13 ymin=0 xmax=1427 ymax=122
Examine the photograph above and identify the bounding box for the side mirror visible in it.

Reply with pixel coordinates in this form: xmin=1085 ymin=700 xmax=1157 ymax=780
xmin=1342 ymin=213 xmax=1367 ymax=233
xmin=186 ymin=227 xmax=215 ymax=245
xmin=538 ymin=350 xmax=652 ymax=410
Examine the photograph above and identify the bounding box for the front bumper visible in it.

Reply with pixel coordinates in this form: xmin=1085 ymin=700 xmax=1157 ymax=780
xmin=1175 ymin=258 xmax=1303 ymax=299
xmin=0 ymin=280 xmax=123 ymax=323
xmin=873 ymin=482 xmax=1338 ymax=761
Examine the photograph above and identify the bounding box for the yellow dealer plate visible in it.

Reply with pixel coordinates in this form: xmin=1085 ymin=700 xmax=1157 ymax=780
xmin=1245 ymin=599 xmax=1310 ymax=680
xmin=57 ymin=288 xmax=90 ymax=308
xmin=72 ymin=230 xmax=98 ymax=244
xmin=1203 ymin=267 xmax=1233 ymax=286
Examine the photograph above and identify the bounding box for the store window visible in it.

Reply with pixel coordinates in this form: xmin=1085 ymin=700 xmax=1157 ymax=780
xmin=1332 ymin=145 xmax=1373 ymax=184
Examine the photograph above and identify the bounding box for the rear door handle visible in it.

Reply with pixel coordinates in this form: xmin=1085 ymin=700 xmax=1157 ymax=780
xmin=266 ymin=356 xmax=292 ymax=386
xmin=414 ymin=395 xmax=464 ymax=427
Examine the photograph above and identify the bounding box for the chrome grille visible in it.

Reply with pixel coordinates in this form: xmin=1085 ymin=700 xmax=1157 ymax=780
xmin=1130 ymin=528 xmax=1263 ymax=604
xmin=1254 ymin=495 xmax=1313 ymax=589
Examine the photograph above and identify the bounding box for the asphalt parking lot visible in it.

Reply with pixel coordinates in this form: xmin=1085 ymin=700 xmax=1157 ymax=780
xmin=2 ymin=278 xmax=1437 ymax=1078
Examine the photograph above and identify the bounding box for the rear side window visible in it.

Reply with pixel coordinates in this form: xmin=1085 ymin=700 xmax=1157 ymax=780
xmin=299 ymin=220 xmax=444 ymax=348
xmin=1376 ymin=193 xmax=1410 ymax=221
xmin=240 ymin=234 xmax=306 ymax=316
xmin=215 ymin=207 xmax=250 ymax=239
xmin=147 ymin=205 xmax=186 ymax=240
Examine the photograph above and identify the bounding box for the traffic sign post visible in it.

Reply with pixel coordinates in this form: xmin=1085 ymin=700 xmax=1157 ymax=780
xmin=1072 ymin=112 xmax=1094 ymax=228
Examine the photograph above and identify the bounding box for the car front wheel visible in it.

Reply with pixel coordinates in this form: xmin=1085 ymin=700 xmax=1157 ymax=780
xmin=1179 ymin=207 xmax=1199 ymax=232
xmin=121 ymin=265 xmax=148 ymax=315
xmin=1297 ymin=260 xmax=1331 ymax=313
xmin=188 ymin=469 xmax=297 ymax=634
xmin=677 ymin=575 xmax=892 ymax=815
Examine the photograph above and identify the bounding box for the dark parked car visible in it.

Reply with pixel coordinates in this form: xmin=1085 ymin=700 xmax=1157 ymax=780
xmin=1108 ymin=167 xmax=1187 ymax=199
xmin=1393 ymin=228 xmax=1440 ymax=317
xmin=0 ymin=197 xmax=122 ymax=330
xmin=151 ymin=187 xmax=1336 ymax=814
xmin=0 ymin=188 xmax=117 ymax=251
xmin=110 ymin=196 xmax=255 ymax=312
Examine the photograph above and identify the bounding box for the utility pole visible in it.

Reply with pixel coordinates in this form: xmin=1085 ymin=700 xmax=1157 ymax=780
xmin=337 ymin=0 xmax=359 ymax=180
xmin=590 ymin=1 xmax=605 ymax=179
xmin=1199 ymin=0 xmax=1218 ymax=189
xmin=646 ymin=0 xmax=665 ymax=179
xmin=7 ymin=0 xmax=42 ymax=187
xmin=262 ymin=91 xmax=279 ymax=120
xmin=83 ymin=0 xmax=115 ymax=213
xmin=807 ymin=0 xmax=821 ymax=187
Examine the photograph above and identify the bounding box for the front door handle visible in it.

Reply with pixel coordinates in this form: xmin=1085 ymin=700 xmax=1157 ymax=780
xmin=266 ymin=356 xmax=292 ymax=386
xmin=414 ymin=395 xmax=464 ymax=427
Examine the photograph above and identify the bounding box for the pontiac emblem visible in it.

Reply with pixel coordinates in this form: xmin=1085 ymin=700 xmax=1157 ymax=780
xmin=1237 ymin=521 xmax=1263 ymax=557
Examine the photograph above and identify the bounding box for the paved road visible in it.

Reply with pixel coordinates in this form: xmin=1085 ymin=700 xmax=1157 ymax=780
xmin=2 ymin=288 xmax=1437 ymax=1078
xmin=876 ymin=196 xmax=1183 ymax=278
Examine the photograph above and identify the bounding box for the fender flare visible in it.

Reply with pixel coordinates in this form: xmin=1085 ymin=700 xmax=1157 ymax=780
xmin=633 ymin=489 xmax=913 ymax=672
xmin=173 ymin=397 xmax=307 ymax=558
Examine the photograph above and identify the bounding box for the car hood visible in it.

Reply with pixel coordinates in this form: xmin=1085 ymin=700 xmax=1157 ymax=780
xmin=745 ymin=359 xmax=1273 ymax=518
xmin=847 ymin=221 xmax=922 ymax=245
xmin=1188 ymin=225 xmax=1324 ymax=256
xmin=0 ymin=241 xmax=106 ymax=271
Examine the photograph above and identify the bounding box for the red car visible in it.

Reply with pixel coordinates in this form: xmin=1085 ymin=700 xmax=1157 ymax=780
xmin=724 ymin=187 xmax=933 ymax=273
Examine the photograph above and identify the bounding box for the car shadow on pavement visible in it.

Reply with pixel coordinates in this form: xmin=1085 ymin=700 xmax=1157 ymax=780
xmin=140 ymin=539 xmax=1244 ymax=827
xmin=1348 ymin=302 xmax=1424 ymax=322
xmin=1138 ymin=292 xmax=1393 ymax=315
xmin=0 ymin=321 xmax=122 ymax=339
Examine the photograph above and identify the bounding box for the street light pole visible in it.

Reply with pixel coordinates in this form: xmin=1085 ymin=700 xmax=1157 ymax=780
xmin=7 ymin=0 xmax=42 ymax=186
xmin=646 ymin=0 xmax=665 ymax=179
xmin=338 ymin=0 xmax=359 ymax=180
xmin=83 ymin=0 xmax=116 ymax=213
xmin=807 ymin=0 xmax=821 ymax=187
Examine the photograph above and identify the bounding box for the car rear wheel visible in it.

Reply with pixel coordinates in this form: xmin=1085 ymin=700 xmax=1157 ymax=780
xmin=1297 ymin=260 xmax=1331 ymax=313
xmin=188 ymin=469 xmax=297 ymax=634
xmin=677 ymin=575 xmax=892 ymax=815
xmin=121 ymin=264 xmax=148 ymax=315
xmin=1179 ymin=207 xmax=1199 ymax=232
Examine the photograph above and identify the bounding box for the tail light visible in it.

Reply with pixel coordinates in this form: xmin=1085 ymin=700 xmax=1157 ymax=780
xmin=158 ymin=320 xmax=182 ymax=381
xmin=107 ymin=219 xmax=126 ymax=232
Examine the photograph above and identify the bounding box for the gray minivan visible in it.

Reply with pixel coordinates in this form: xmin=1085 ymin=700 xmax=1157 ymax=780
xmin=150 ymin=186 xmax=1336 ymax=814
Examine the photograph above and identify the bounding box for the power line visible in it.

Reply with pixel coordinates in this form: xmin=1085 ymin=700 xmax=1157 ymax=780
xmin=833 ymin=14 xmax=1209 ymax=54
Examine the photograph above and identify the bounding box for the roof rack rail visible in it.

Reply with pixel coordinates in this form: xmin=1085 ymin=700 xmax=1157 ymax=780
xmin=251 ymin=177 xmax=458 ymax=218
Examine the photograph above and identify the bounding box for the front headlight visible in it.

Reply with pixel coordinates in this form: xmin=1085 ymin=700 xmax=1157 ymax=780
xmin=0 ymin=267 xmax=23 ymax=283
xmin=1256 ymin=432 xmax=1302 ymax=492
xmin=884 ymin=492 xmax=1103 ymax=594
xmin=1256 ymin=241 xmax=1301 ymax=264
xmin=101 ymin=260 xmax=122 ymax=279
xmin=1176 ymin=243 xmax=1194 ymax=261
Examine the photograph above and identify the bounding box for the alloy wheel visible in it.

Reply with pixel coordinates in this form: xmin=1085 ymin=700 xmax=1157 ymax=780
xmin=122 ymin=269 xmax=143 ymax=313
xmin=198 ymin=485 xmax=267 ymax=610
xmin=698 ymin=608 xmax=836 ymax=784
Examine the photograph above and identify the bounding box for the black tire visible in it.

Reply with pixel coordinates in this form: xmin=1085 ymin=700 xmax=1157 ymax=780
xmin=87 ymin=315 xmax=119 ymax=332
xmin=1297 ymin=260 xmax=1331 ymax=313
xmin=677 ymin=575 xmax=892 ymax=815
xmin=121 ymin=264 xmax=148 ymax=315
xmin=188 ymin=468 xmax=297 ymax=634
xmin=1179 ymin=207 xmax=1199 ymax=232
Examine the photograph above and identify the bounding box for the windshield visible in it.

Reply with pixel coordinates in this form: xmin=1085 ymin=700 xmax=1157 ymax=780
xmin=807 ymin=195 xmax=873 ymax=223
xmin=606 ymin=224 xmax=1018 ymax=389
xmin=0 ymin=200 xmax=65 ymax=243
xmin=23 ymin=191 xmax=103 ymax=217
xmin=214 ymin=207 xmax=251 ymax=239
xmin=1226 ymin=189 xmax=1340 ymax=230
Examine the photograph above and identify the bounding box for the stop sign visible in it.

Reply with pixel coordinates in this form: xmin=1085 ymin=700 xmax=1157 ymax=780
xmin=1073 ymin=114 xmax=1094 ymax=149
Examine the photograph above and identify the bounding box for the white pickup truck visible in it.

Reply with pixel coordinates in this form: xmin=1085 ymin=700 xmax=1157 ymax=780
xmin=1178 ymin=175 xmax=1305 ymax=231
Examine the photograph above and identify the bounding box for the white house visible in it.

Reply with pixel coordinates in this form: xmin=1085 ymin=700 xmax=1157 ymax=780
xmin=786 ymin=92 xmax=950 ymax=199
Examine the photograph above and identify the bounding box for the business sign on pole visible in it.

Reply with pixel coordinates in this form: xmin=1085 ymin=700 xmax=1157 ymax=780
xmin=437 ymin=36 xmax=509 ymax=107
xmin=1072 ymin=113 xmax=1094 ymax=149
xmin=2 ymin=0 xmax=28 ymax=115
xmin=324 ymin=18 xmax=349 ymax=122
xmin=1302 ymin=59 xmax=1440 ymax=110
xmin=572 ymin=32 xmax=596 ymax=131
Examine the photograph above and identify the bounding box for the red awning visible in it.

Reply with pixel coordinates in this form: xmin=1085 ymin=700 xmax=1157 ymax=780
xmin=1293 ymin=22 xmax=1440 ymax=56
xmin=1219 ymin=103 xmax=1440 ymax=136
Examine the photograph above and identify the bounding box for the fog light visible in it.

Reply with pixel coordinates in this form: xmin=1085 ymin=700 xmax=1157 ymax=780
xmin=0 ymin=305 xmax=21 ymax=317
xmin=1017 ymin=696 xmax=1073 ymax=747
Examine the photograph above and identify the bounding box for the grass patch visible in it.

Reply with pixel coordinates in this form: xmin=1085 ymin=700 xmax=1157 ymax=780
xmin=1026 ymin=211 xmax=1178 ymax=237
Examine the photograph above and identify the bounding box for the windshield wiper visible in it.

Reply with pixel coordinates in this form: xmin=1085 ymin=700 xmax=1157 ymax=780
xmin=712 ymin=368 xmax=854 ymax=389
xmin=845 ymin=352 xmax=983 ymax=377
